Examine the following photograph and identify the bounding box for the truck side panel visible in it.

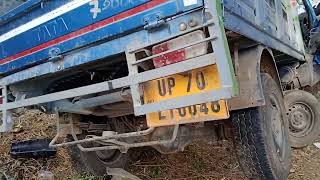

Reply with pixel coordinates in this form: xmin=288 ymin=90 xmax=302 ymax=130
xmin=224 ymin=0 xmax=305 ymax=60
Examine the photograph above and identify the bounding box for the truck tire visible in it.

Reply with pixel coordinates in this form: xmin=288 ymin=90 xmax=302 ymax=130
xmin=67 ymin=135 xmax=132 ymax=176
xmin=231 ymin=73 xmax=291 ymax=180
xmin=284 ymin=90 xmax=320 ymax=148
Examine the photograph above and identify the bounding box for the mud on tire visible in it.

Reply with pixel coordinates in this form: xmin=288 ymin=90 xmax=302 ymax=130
xmin=231 ymin=74 xmax=291 ymax=180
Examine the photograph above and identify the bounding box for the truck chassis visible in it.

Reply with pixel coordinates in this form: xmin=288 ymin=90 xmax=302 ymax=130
xmin=0 ymin=0 xmax=319 ymax=179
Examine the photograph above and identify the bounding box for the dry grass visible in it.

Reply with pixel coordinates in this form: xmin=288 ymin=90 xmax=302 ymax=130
xmin=288 ymin=140 xmax=320 ymax=180
xmin=0 ymin=109 xmax=319 ymax=180
xmin=0 ymin=110 xmax=76 ymax=180
xmin=128 ymin=141 xmax=246 ymax=180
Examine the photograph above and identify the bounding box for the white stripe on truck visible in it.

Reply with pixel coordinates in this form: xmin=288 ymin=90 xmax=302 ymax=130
xmin=0 ymin=0 xmax=91 ymax=43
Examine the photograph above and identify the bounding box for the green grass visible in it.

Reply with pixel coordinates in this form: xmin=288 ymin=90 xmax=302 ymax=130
xmin=191 ymin=158 xmax=205 ymax=172
xmin=151 ymin=166 xmax=162 ymax=179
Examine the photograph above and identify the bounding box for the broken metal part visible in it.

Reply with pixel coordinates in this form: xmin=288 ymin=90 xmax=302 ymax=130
xmin=11 ymin=139 xmax=57 ymax=159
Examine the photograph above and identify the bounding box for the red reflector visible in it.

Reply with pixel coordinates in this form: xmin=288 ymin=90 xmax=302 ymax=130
xmin=152 ymin=43 xmax=186 ymax=68
xmin=152 ymin=31 xmax=207 ymax=68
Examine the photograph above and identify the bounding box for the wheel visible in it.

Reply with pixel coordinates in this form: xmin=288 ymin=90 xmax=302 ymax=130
xmin=284 ymin=90 xmax=320 ymax=148
xmin=231 ymin=73 xmax=291 ymax=180
xmin=67 ymin=134 xmax=132 ymax=176
xmin=66 ymin=115 xmax=144 ymax=176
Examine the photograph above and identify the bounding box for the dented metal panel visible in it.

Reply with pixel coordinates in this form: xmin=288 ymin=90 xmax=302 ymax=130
xmin=224 ymin=0 xmax=305 ymax=60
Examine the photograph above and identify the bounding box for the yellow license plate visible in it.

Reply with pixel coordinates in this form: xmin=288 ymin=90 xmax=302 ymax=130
xmin=143 ymin=65 xmax=229 ymax=127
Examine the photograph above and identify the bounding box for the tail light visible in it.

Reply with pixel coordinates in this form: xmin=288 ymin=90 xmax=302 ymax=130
xmin=152 ymin=30 xmax=208 ymax=68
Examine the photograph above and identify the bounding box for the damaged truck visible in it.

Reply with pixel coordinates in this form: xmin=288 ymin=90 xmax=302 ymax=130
xmin=1 ymin=0 xmax=320 ymax=179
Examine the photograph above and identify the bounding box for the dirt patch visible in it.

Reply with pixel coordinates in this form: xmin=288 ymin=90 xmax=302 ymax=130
xmin=0 ymin=110 xmax=75 ymax=180
xmin=289 ymin=141 xmax=320 ymax=180
xmin=128 ymin=141 xmax=245 ymax=180
xmin=0 ymin=110 xmax=319 ymax=179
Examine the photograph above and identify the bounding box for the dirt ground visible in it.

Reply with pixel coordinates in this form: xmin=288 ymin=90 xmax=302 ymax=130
xmin=0 ymin=110 xmax=319 ymax=180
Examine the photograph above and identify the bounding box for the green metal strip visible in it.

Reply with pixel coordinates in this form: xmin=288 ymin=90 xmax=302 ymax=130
xmin=215 ymin=0 xmax=239 ymax=96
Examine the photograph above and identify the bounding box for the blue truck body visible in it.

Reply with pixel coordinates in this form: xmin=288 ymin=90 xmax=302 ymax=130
xmin=0 ymin=0 xmax=304 ymax=80
xmin=0 ymin=0 xmax=203 ymax=75
xmin=0 ymin=0 xmax=308 ymax=129
xmin=0 ymin=0 xmax=311 ymax=137
xmin=1 ymin=1 xmax=317 ymax=178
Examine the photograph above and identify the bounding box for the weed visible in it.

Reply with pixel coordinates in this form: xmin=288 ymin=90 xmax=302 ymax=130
xmin=192 ymin=158 xmax=205 ymax=172
xmin=151 ymin=166 xmax=162 ymax=179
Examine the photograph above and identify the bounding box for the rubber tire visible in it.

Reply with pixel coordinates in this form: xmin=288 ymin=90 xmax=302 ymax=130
xmin=67 ymin=135 xmax=132 ymax=176
xmin=284 ymin=90 xmax=320 ymax=148
xmin=231 ymin=74 xmax=291 ymax=180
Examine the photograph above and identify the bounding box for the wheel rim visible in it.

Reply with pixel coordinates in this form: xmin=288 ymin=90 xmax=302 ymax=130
xmin=270 ymin=95 xmax=286 ymax=161
xmin=287 ymin=102 xmax=314 ymax=138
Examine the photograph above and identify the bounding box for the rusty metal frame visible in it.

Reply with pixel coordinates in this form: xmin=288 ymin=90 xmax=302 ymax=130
xmin=228 ymin=45 xmax=281 ymax=110
xmin=49 ymin=115 xmax=179 ymax=153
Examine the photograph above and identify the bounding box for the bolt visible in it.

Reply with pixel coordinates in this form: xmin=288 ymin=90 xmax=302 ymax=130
xmin=188 ymin=18 xmax=198 ymax=27
xmin=179 ymin=22 xmax=187 ymax=31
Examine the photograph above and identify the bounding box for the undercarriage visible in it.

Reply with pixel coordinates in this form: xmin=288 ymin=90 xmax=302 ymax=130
xmin=50 ymin=113 xmax=230 ymax=155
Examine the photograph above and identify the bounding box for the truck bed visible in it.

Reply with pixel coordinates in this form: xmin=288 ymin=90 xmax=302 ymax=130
xmin=224 ymin=0 xmax=305 ymax=61
xmin=0 ymin=0 xmax=204 ymax=75
xmin=0 ymin=0 xmax=305 ymax=85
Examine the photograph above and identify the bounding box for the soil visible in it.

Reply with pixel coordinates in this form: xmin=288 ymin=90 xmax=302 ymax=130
xmin=0 ymin=109 xmax=319 ymax=180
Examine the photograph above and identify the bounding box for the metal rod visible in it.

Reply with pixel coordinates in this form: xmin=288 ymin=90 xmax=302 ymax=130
xmin=1 ymin=53 xmax=216 ymax=111
xmin=78 ymin=125 xmax=179 ymax=152
xmin=49 ymin=116 xmax=179 ymax=154
xmin=74 ymin=89 xmax=131 ymax=108
xmin=50 ymin=125 xmax=155 ymax=147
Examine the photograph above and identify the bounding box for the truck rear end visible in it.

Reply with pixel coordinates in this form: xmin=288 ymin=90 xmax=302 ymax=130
xmin=0 ymin=0 xmax=237 ymax=130
xmin=1 ymin=0 xmax=299 ymax=179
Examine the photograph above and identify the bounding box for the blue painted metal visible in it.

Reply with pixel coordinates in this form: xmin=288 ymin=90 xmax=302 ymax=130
xmin=0 ymin=0 xmax=306 ymax=85
xmin=0 ymin=0 xmax=43 ymax=25
xmin=0 ymin=0 xmax=203 ymax=75
xmin=303 ymin=0 xmax=319 ymax=28
xmin=314 ymin=53 xmax=320 ymax=64
xmin=0 ymin=1 xmax=69 ymax=34
xmin=301 ymin=0 xmax=320 ymax=64
xmin=1 ymin=0 xmax=150 ymax=60
xmin=0 ymin=11 xmax=205 ymax=86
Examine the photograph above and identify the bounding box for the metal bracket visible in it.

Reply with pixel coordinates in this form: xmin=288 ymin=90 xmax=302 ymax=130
xmin=48 ymin=48 xmax=63 ymax=62
xmin=143 ymin=12 xmax=165 ymax=30
xmin=0 ymin=86 xmax=13 ymax=132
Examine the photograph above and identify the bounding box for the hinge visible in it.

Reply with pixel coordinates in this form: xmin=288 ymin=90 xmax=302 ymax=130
xmin=49 ymin=48 xmax=63 ymax=62
xmin=143 ymin=13 xmax=165 ymax=30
